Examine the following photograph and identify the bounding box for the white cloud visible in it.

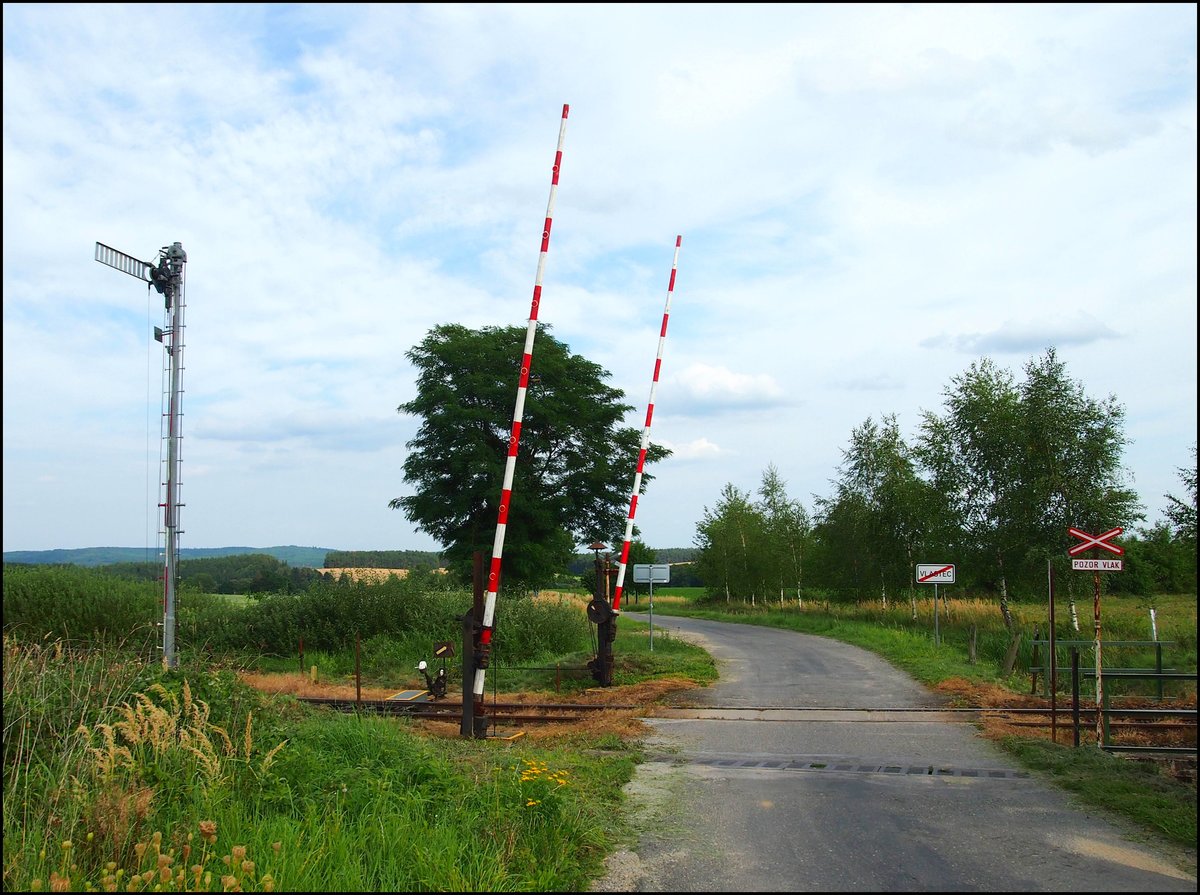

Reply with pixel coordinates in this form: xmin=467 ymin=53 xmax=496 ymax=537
xmin=2 ymin=3 xmax=1195 ymax=552
xmin=665 ymin=363 xmax=789 ymax=416
xmin=659 ymin=437 xmax=726 ymax=462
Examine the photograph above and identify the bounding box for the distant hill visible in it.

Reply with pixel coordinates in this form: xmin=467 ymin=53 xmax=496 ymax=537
xmin=4 ymin=544 xmax=700 ymax=572
xmin=2 ymin=545 xmax=334 ymax=568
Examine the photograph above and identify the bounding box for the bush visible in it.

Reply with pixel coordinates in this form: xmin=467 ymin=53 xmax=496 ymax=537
xmin=2 ymin=564 xmax=161 ymax=647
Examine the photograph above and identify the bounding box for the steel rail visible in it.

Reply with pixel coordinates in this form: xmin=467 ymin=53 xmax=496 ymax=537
xmin=295 ymin=697 xmax=1194 ymax=718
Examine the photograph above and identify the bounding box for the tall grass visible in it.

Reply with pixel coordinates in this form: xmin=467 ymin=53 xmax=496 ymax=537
xmin=2 ymin=565 xmax=162 ymax=652
xmin=2 ymin=634 xmax=636 ymax=891
xmin=3 ymin=565 xmax=629 ymax=890
xmin=4 ymin=565 xmax=593 ymax=691
xmin=649 ymin=590 xmax=1196 ymax=696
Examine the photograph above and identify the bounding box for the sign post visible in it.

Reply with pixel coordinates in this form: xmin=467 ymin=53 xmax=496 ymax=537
xmin=633 ymin=564 xmax=670 ymax=651
xmin=1047 ymin=560 xmax=1058 ymax=744
xmin=916 ymin=564 xmax=955 ymax=646
xmin=1068 ymin=526 xmax=1124 ymax=748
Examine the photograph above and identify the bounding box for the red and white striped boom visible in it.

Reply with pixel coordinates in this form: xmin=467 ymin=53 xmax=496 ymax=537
xmin=474 ymin=104 xmax=570 ymax=698
xmin=611 ymin=235 xmax=682 ymax=612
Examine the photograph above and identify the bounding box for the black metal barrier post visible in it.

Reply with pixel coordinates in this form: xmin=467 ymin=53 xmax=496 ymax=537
xmin=460 ymin=609 xmax=476 ymax=737
xmin=586 ymin=546 xmax=615 ymax=687
xmin=462 ymin=552 xmax=489 ymax=738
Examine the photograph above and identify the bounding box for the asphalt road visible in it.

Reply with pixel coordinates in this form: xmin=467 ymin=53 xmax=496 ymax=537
xmin=590 ymin=613 xmax=1197 ymax=892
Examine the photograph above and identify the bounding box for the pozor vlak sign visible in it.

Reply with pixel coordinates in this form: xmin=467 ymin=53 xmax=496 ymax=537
xmin=1068 ymin=527 xmax=1124 ymax=571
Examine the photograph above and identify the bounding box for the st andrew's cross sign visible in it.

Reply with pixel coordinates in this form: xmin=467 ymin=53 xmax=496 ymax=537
xmin=1068 ymin=527 xmax=1124 ymax=571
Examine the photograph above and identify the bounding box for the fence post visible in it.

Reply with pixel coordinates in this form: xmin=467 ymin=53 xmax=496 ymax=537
xmin=1071 ymin=648 xmax=1080 ymax=748
xmin=1155 ymin=641 xmax=1164 ymax=701
xmin=355 ymin=632 xmax=361 ymax=710
xmin=1101 ymin=687 xmax=1110 ymax=747
xmin=299 ymin=636 xmax=304 ymax=675
xmin=1031 ymin=627 xmax=1040 ymax=694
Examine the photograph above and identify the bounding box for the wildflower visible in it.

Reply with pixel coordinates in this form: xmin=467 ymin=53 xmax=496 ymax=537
xmin=271 ymin=842 xmax=281 ymax=854
xmin=198 ymin=821 xmax=217 ymax=844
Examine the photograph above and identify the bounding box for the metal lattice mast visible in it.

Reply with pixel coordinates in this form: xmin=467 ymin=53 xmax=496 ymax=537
xmin=474 ymin=104 xmax=570 ymax=700
xmin=160 ymin=243 xmax=187 ymax=669
xmin=95 ymin=240 xmax=188 ymax=669
xmin=611 ymin=236 xmax=682 ymax=613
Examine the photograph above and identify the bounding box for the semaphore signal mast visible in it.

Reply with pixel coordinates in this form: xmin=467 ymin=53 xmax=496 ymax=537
xmin=95 ymin=240 xmax=188 ymax=669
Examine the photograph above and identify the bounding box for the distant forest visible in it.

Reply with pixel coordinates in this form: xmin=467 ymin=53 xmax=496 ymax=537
xmin=50 ymin=553 xmax=322 ymax=595
xmin=3 ymin=545 xmax=702 ymax=591
xmin=564 ymin=547 xmax=701 ymax=586
xmin=323 ymin=550 xmax=447 ymax=569
xmin=2 ymin=545 xmax=332 ymax=568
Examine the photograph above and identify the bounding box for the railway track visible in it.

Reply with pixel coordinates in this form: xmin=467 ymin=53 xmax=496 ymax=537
xmin=294 ymin=696 xmax=1196 ymax=743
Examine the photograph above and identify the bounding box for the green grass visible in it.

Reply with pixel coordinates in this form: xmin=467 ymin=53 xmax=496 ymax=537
xmin=997 ymin=736 xmax=1195 ymax=845
xmin=2 ymin=640 xmax=639 ymax=892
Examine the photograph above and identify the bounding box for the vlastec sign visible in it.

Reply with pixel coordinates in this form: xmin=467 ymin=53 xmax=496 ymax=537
xmin=916 ymin=564 xmax=955 ymax=584
xmin=916 ymin=564 xmax=954 ymax=647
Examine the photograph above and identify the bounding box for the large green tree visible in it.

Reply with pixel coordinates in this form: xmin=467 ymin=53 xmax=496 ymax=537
xmin=390 ymin=323 xmax=671 ymax=588
xmin=917 ymin=349 xmax=1141 ymax=626
xmin=694 ymin=483 xmax=769 ymax=604
xmin=1163 ymin=443 xmax=1197 ymax=547
xmin=757 ymin=463 xmax=811 ymax=606
xmin=814 ymin=415 xmax=944 ymax=604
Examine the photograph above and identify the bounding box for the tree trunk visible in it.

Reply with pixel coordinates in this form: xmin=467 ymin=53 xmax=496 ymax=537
xmin=999 ymin=577 xmax=1015 ymax=632
xmin=1001 ymin=630 xmax=1022 ymax=677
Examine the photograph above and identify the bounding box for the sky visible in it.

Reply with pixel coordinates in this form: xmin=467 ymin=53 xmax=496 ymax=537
xmin=3 ymin=3 xmax=1196 ymax=557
